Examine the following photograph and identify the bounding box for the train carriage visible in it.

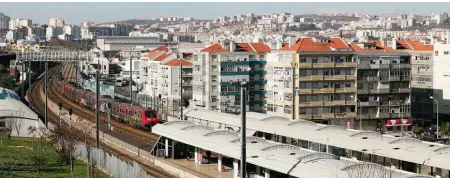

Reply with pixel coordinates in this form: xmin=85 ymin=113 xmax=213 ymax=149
xmin=53 ymin=78 xmax=161 ymax=129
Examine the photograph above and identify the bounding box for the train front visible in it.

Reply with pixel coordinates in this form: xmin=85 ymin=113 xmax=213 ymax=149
xmin=142 ymin=109 xmax=160 ymax=126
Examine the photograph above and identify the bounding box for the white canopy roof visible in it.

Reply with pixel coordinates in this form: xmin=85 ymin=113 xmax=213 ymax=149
xmin=181 ymin=108 xmax=450 ymax=170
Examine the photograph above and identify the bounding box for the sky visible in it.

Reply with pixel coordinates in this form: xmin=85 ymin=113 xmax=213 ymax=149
xmin=1 ymin=2 xmax=450 ymax=25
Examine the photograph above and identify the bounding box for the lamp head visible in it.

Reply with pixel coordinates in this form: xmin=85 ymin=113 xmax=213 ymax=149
xmin=429 ymin=96 xmax=434 ymax=100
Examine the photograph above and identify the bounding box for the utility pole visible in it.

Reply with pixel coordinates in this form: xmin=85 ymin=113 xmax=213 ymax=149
xmin=240 ymin=82 xmax=247 ymax=178
xmin=291 ymin=62 xmax=296 ymax=120
xmin=28 ymin=53 xmax=32 ymax=108
xmin=180 ymin=61 xmax=183 ymax=120
xmin=75 ymin=48 xmax=79 ymax=86
xmin=45 ymin=61 xmax=48 ymax=127
xmin=130 ymin=57 xmax=133 ymax=106
xmin=96 ymin=69 xmax=100 ymax=148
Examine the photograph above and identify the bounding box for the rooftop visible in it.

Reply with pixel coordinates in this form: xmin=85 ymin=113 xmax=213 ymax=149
xmin=280 ymin=38 xmax=352 ymax=52
xmin=153 ymin=120 xmax=428 ymax=178
xmin=163 ymin=59 xmax=193 ymax=66
xmin=181 ymin=108 xmax=450 ymax=171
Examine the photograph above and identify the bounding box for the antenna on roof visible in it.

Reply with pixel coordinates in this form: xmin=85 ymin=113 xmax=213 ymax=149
xmin=340 ymin=30 xmax=343 ymax=38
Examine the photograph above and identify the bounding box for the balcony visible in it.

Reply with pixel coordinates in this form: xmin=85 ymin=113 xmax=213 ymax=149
xmin=358 ymin=76 xmax=380 ymax=82
xmin=335 ymin=87 xmax=357 ymax=93
xmin=299 ymin=102 xmax=311 ymax=107
xmin=298 ymin=88 xmax=312 ymax=94
xmin=311 ymin=101 xmax=324 ymax=106
xmin=359 ymin=101 xmax=379 ymax=107
xmin=335 ymin=62 xmax=357 ymax=68
xmin=323 ymin=62 xmax=335 ymax=67
xmin=322 ymin=113 xmax=335 ymax=119
xmin=298 ymin=114 xmax=312 ymax=119
xmin=323 ymin=87 xmax=335 ymax=93
xmin=391 ymin=88 xmax=411 ymax=93
xmin=357 ymin=114 xmax=378 ymax=119
xmin=312 ymin=63 xmax=324 ymax=68
xmin=298 ymin=75 xmax=323 ymax=81
xmin=390 ymin=113 xmax=412 ymax=118
xmin=335 ymin=112 xmax=356 ymax=118
xmin=390 ymin=64 xmax=411 ymax=69
xmin=378 ymin=113 xmax=390 ymax=118
xmin=299 ymin=62 xmax=312 ymax=68
xmin=332 ymin=100 xmax=346 ymax=106
xmin=389 ymin=100 xmax=402 ymax=106
xmin=312 ymin=114 xmax=323 ymax=119
xmin=357 ymin=64 xmax=390 ymax=69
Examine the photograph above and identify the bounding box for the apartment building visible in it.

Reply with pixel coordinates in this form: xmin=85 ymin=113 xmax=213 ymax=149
xmin=432 ymin=43 xmax=450 ymax=124
xmin=160 ymin=59 xmax=193 ymax=100
xmin=351 ymin=40 xmax=412 ymax=133
xmin=267 ymin=37 xmax=357 ymax=127
xmin=192 ymin=42 xmax=270 ymax=114
xmin=141 ymin=47 xmax=177 ymax=98
xmin=396 ymin=40 xmax=434 ymax=126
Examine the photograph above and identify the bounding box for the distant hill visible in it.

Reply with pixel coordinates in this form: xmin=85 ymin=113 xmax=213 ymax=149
xmin=100 ymin=19 xmax=155 ymax=25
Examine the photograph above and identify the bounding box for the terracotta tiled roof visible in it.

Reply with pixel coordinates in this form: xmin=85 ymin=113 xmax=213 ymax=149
xmin=249 ymin=43 xmax=271 ymax=53
xmin=154 ymin=53 xmax=172 ymax=61
xmin=397 ymin=40 xmax=433 ymax=51
xmin=144 ymin=50 xmax=161 ymax=58
xmin=280 ymin=38 xmax=350 ymax=51
xmin=163 ymin=59 xmax=192 ymax=66
xmin=200 ymin=43 xmax=228 ymax=53
xmin=151 ymin=46 xmax=168 ymax=52
xmin=349 ymin=42 xmax=397 ymax=53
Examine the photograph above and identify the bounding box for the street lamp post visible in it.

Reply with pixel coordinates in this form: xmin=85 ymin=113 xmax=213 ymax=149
xmin=240 ymin=81 xmax=247 ymax=178
xmin=350 ymin=95 xmax=362 ymax=130
xmin=430 ymin=96 xmax=439 ymax=139
xmin=291 ymin=61 xmax=297 ymax=120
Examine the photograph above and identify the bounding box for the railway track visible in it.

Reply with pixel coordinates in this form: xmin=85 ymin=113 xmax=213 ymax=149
xmin=55 ymin=64 xmax=159 ymax=144
xmin=29 ymin=64 xmax=175 ymax=178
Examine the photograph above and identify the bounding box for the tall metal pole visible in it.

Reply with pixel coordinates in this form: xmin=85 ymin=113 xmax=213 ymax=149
xmin=45 ymin=62 xmax=48 ymax=127
xmin=180 ymin=61 xmax=183 ymax=120
xmin=291 ymin=63 xmax=295 ymax=120
xmin=431 ymin=98 xmax=439 ymax=139
xmin=75 ymin=49 xmax=79 ymax=86
xmin=28 ymin=54 xmax=32 ymax=107
xmin=96 ymin=70 xmax=100 ymax=148
xmin=21 ymin=57 xmax=25 ymax=99
xmin=240 ymin=83 xmax=247 ymax=178
xmin=130 ymin=57 xmax=133 ymax=106
xmin=357 ymin=98 xmax=362 ymax=131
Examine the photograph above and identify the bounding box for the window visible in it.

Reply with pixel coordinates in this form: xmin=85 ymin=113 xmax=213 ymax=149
xmin=435 ymin=51 xmax=439 ymax=55
xmin=345 ymin=82 xmax=351 ymax=88
xmin=300 ymin=58 xmax=306 ymax=62
xmin=312 ymin=58 xmax=318 ymax=63
xmin=445 ymin=51 xmax=449 ymax=55
xmin=312 ymin=70 xmax=318 ymax=75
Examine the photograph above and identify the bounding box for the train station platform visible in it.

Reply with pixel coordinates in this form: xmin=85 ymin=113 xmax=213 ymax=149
xmin=165 ymin=158 xmax=233 ymax=178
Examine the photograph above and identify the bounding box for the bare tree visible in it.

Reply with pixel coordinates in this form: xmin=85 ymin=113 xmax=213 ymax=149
xmin=5 ymin=118 xmax=14 ymax=140
xmin=28 ymin=126 xmax=50 ymax=174
xmin=12 ymin=118 xmax=24 ymax=137
xmin=49 ymin=124 xmax=85 ymax=178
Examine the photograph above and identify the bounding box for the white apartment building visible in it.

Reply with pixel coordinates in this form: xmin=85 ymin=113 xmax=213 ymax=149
xmin=46 ymin=27 xmax=63 ymax=40
xmin=159 ymin=59 xmax=193 ymax=100
xmin=0 ymin=12 xmax=10 ymax=30
xmin=432 ymin=43 xmax=450 ymax=121
xmin=49 ymin=18 xmax=65 ymax=28
xmin=9 ymin=18 xmax=31 ymax=30
xmin=192 ymin=42 xmax=270 ymax=114
xmin=63 ymin=25 xmax=82 ymax=39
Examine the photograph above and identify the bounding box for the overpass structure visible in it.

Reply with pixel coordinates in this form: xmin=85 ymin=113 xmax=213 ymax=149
xmin=15 ymin=51 xmax=94 ymax=62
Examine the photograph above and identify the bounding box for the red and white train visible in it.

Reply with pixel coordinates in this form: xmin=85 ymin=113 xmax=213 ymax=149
xmin=54 ymin=80 xmax=160 ymax=129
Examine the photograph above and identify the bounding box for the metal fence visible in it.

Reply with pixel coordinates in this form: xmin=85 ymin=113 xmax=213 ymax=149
xmin=74 ymin=144 xmax=154 ymax=178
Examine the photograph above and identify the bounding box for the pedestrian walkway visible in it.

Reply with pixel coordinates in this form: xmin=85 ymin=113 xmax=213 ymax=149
xmin=166 ymin=158 xmax=233 ymax=178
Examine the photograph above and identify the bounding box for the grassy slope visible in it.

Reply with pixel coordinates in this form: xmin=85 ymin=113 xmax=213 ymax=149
xmin=0 ymin=137 xmax=111 ymax=178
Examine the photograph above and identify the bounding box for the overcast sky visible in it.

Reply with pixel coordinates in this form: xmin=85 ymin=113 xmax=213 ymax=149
xmin=1 ymin=2 xmax=449 ymax=25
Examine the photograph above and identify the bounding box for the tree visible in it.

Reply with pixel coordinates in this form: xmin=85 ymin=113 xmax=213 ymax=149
xmin=5 ymin=118 xmax=14 ymax=140
xmin=12 ymin=118 xmax=23 ymax=137
xmin=440 ymin=122 xmax=450 ymax=143
xmin=0 ymin=65 xmax=18 ymax=90
xmin=49 ymin=124 xmax=85 ymax=178
xmin=411 ymin=124 xmax=423 ymax=139
xmin=28 ymin=126 xmax=50 ymax=174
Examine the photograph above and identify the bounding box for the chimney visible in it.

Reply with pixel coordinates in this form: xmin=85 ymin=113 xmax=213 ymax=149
xmin=431 ymin=35 xmax=435 ymax=45
xmin=392 ymin=38 xmax=397 ymax=50
xmin=288 ymin=36 xmax=297 ymax=48
xmin=340 ymin=30 xmax=343 ymax=38
xmin=229 ymin=41 xmax=235 ymax=52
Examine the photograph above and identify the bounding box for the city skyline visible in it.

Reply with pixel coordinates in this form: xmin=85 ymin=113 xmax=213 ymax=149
xmin=2 ymin=2 xmax=450 ymax=25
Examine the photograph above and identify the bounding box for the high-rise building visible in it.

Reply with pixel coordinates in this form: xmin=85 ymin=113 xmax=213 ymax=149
xmin=192 ymin=42 xmax=270 ymax=114
xmin=350 ymin=39 xmax=412 ymax=134
xmin=267 ymin=37 xmax=357 ymax=126
xmin=49 ymin=18 xmax=65 ymax=28
xmin=0 ymin=12 xmax=10 ymax=30
xmin=9 ymin=18 xmax=31 ymax=30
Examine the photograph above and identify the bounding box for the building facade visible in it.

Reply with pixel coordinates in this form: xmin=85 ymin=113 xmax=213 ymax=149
xmin=192 ymin=42 xmax=269 ymax=114
xmin=49 ymin=18 xmax=65 ymax=28
xmin=351 ymin=40 xmax=412 ymax=133
xmin=0 ymin=12 xmax=10 ymax=30
xmin=396 ymin=40 xmax=434 ymax=126
xmin=432 ymin=43 xmax=450 ymax=125
xmin=267 ymin=37 xmax=357 ymax=127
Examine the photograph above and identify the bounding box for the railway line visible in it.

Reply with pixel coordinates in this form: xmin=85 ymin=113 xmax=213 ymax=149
xmin=55 ymin=64 xmax=159 ymax=144
xmin=28 ymin=64 xmax=175 ymax=178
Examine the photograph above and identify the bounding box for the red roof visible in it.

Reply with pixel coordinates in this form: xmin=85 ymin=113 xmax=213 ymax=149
xmin=397 ymin=40 xmax=433 ymax=51
xmin=200 ymin=43 xmax=228 ymax=53
xmin=163 ymin=59 xmax=193 ymax=66
xmin=248 ymin=43 xmax=271 ymax=53
xmin=154 ymin=53 xmax=172 ymax=61
xmin=144 ymin=50 xmax=161 ymax=58
xmin=350 ymin=40 xmax=397 ymax=53
xmin=280 ymin=38 xmax=350 ymax=51
xmin=151 ymin=46 xmax=168 ymax=52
